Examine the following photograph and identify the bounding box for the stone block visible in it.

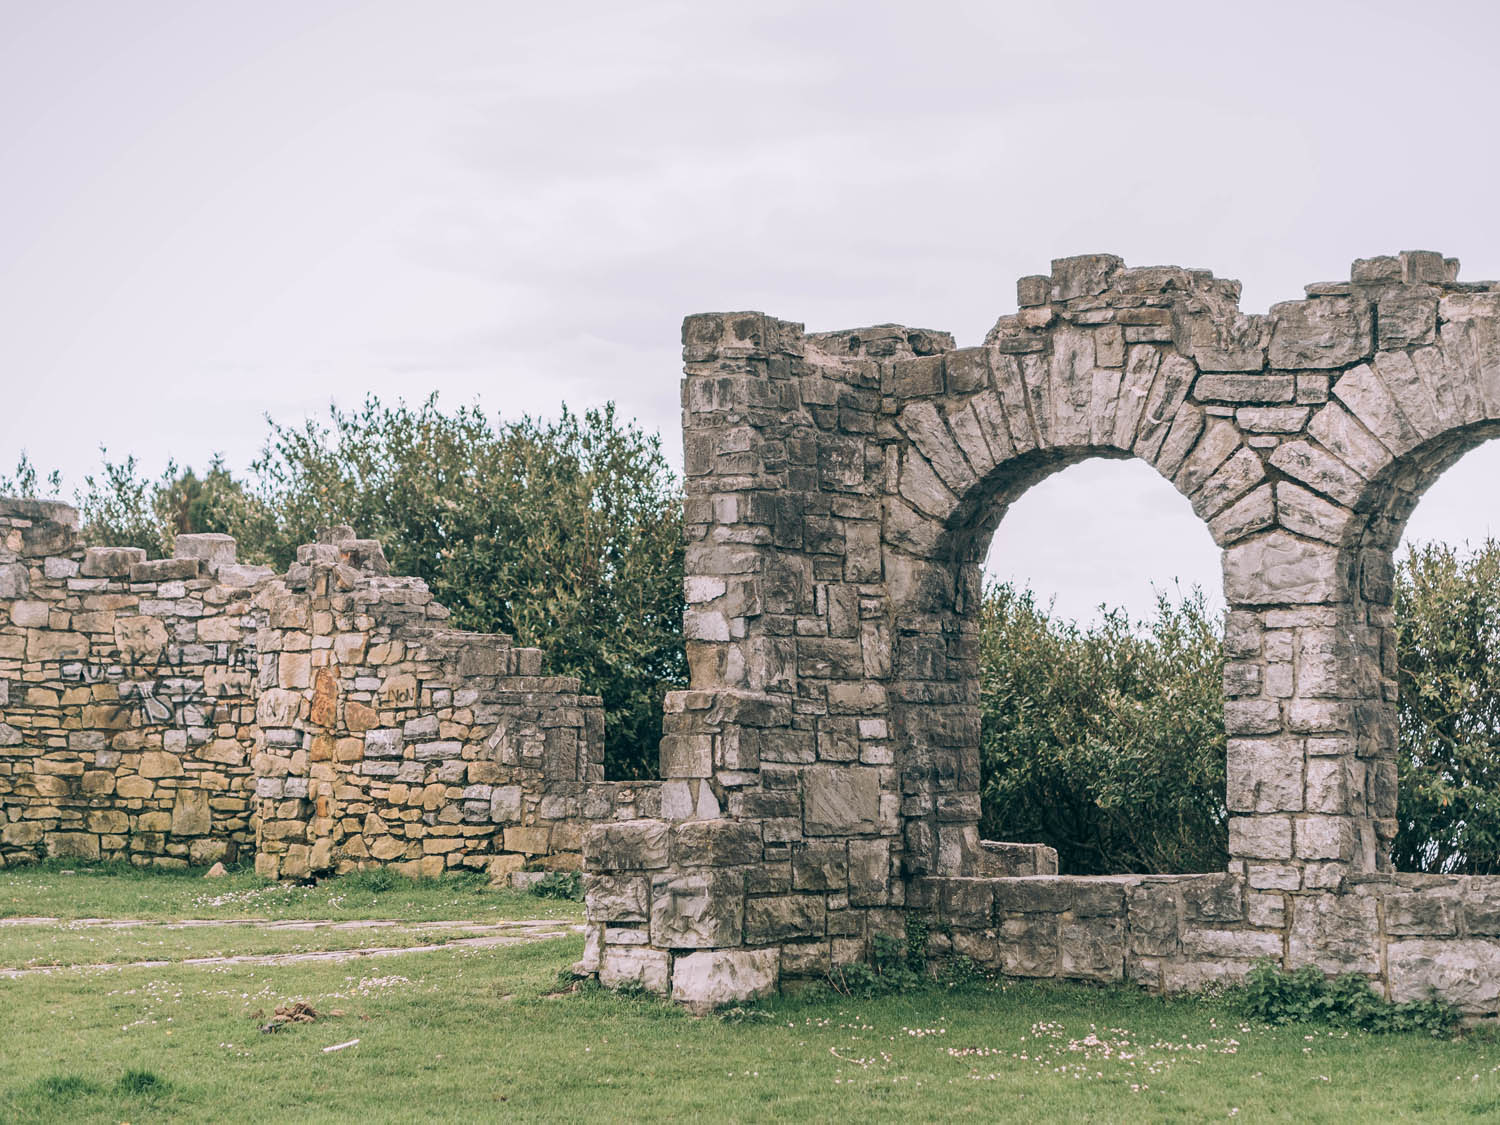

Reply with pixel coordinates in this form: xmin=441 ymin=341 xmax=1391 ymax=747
xmin=1229 ymin=815 xmax=1292 ymax=861
xmin=1387 ymin=940 xmax=1500 ymax=1013
xmin=171 ymin=790 xmax=213 ymax=836
xmin=1268 ymin=296 xmax=1372 ymax=369
xmin=671 ymin=819 xmax=762 ymax=866
xmin=586 ymin=819 xmax=671 ymax=871
xmin=1059 ymin=917 xmax=1124 ymax=982
xmin=1180 ymin=873 xmax=1244 ymax=922
xmin=174 ymin=532 xmax=237 ymax=568
xmin=1227 ymin=739 xmax=1303 ymax=813
xmin=1383 ymin=886 xmax=1459 ymax=936
xmin=1287 ymin=893 xmax=1379 ymax=975
xmin=999 ymin=914 xmax=1059 ymax=976
xmin=671 ymin=949 xmax=778 ymax=1011
xmin=80 ymin=546 xmax=146 ymax=578
xmin=139 ymin=751 xmax=183 ymax=779
xmin=744 ymin=893 xmax=826 ymax=943
xmin=585 ymin=875 xmax=650 ymax=923
xmin=650 ymin=869 xmax=744 ymax=947
xmin=1126 ymin=883 xmax=1179 ymax=956
xmin=130 ymin=558 xmax=199 ymax=582
xmin=660 ymin=734 xmax=713 ymax=778
xmin=847 ymin=839 xmax=891 ymax=906
xmin=1223 ymin=531 xmax=1341 ymax=605
xmin=802 ymin=766 xmax=880 ymax=835
xmin=599 ymin=946 xmax=670 ymax=995
xmin=503 ymin=826 xmax=552 ymax=855
xmin=364 ymin=729 xmax=404 ymax=758
xmin=0 ymin=562 xmax=31 ymax=598
xmin=791 ymin=841 xmax=847 ymax=891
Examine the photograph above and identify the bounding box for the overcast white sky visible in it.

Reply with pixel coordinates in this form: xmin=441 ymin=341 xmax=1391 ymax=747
xmin=2 ymin=0 xmax=1498 ymax=624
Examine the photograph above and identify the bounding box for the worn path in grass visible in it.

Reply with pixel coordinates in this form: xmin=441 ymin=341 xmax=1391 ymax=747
xmin=0 ymin=861 xmax=585 ymax=924
xmin=0 ymin=918 xmax=583 ymax=976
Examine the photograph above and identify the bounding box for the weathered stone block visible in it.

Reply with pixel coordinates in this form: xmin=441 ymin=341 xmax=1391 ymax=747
xmin=599 ymin=946 xmax=670 ymax=995
xmin=650 ymin=869 xmax=745 ymax=947
xmin=671 ymin=949 xmax=778 ymax=1010
xmin=1268 ymin=296 xmax=1372 ymax=369
xmin=744 ymin=893 xmax=826 ymax=943
xmin=1059 ymin=917 xmax=1124 ymax=982
xmin=1388 ymin=940 xmax=1500 ymax=1013
xmin=802 ymin=766 xmax=880 ymax=835
xmin=671 ymin=819 xmax=762 ymax=866
xmin=1223 ymin=531 xmax=1341 ymax=605
xmin=1288 ymin=893 xmax=1379 ymax=975
xmin=585 ymin=874 xmax=649 ymax=923
xmin=80 ymin=546 xmax=146 ymax=578
xmin=171 ymin=790 xmax=212 ymax=836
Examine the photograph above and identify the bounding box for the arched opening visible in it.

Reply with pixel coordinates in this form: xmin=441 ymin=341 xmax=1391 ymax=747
xmin=977 ymin=458 xmax=1225 ymax=874
xmin=885 ymin=434 xmax=1232 ymax=879
xmin=1360 ymin=436 xmax=1500 ymax=873
xmin=1346 ymin=424 xmax=1500 ymax=874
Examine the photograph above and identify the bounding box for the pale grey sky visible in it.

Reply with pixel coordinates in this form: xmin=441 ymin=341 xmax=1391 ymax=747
xmin=3 ymin=0 xmax=1498 ymax=623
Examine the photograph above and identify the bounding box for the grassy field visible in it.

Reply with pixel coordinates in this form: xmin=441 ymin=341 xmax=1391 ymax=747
xmin=0 ymin=861 xmax=582 ymax=923
xmin=2 ymin=865 xmax=1499 ymax=1122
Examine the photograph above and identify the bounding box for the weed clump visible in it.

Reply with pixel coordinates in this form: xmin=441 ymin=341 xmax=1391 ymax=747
xmin=1236 ymin=961 xmax=1459 ymax=1035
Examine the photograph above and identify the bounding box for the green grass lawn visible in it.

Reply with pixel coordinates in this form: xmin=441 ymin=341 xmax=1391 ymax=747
xmin=2 ymin=866 xmax=1499 ymax=1122
xmin=0 ymin=917 xmax=573 ymax=970
xmin=0 ymin=861 xmax=583 ymax=923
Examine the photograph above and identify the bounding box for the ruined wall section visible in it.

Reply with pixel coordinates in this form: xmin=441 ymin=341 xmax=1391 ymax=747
xmin=0 ymin=504 xmax=652 ymax=874
xmin=249 ymin=532 xmax=655 ymax=881
xmin=585 ymin=249 xmax=1500 ymax=1012
xmin=579 ymin=315 xmax=956 ymax=999
xmin=0 ymin=499 xmax=270 ymax=866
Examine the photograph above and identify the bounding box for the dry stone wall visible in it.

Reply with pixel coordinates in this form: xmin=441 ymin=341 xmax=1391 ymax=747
xmin=582 ymin=249 xmax=1500 ymax=1014
xmin=250 ymin=531 xmax=657 ymax=881
xmin=0 ymin=502 xmax=654 ymax=874
xmin=0 ymin=501 xmax=268 ymax=866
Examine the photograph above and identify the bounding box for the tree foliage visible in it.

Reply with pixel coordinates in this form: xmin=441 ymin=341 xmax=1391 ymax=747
xmin=1393 ymin=540 xmax=1500 ymax=874
xmin=977 ymin=583 xmax=1228 ymax=875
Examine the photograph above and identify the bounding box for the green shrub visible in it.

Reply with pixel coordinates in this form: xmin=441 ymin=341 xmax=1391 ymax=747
xmin=528 ymin=871 xmax=583 ymax=900
xmin=1236 ymin=960 xmax=1458 ymax=1035
xmin=977 ymin=583 xmax=1227 ymax=874
xmin=1394 ymin=540 xmax=1500 ymax=873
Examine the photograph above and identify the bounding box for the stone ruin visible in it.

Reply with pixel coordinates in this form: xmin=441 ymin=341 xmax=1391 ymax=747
xmin=577 ymin=250 xmax=1500 ymax=1013
xmin=0 ymin=512 xmax=656 ymax=879
xmin=6 ymin=249 xmax=1500 ymax=1015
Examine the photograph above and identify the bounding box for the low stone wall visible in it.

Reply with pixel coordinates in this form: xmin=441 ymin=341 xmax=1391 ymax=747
xmin=0 ymin=498 xmax=657 ymax=874
xmin=915 ymin=872 xmax=1500 ymax=1016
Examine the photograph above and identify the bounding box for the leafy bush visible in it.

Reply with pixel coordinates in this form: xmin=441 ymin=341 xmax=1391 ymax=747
xmin=1237 ymin=961 xmax=1458 ymax=1035
xmin=527 ymin=871 xmax=583 ymax=900
xmin=1394 ymin=540 xmax=1500 ymax=873
xmin=977 ymin=583 xmax=1227 ymax=874
xmin=828 ymin=934 xmax=924 ymax=998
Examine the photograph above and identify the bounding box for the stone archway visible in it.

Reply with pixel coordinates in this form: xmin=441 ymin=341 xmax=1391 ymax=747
xmin=582 ymin=250 xmax=1500 ymax=1014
